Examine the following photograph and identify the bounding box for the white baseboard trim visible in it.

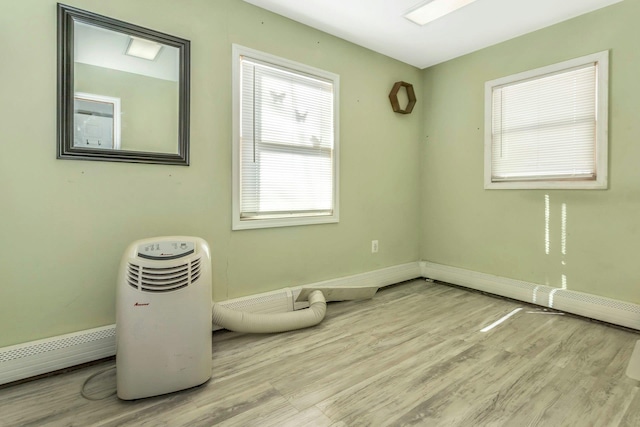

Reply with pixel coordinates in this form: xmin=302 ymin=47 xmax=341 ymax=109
xmin=0 ymin=262 xmax=421 ymax=386
xmin=421 ymin=261 xmax=640 ymax=330
xmin=291 ymin=261 xmax=422 ymax=309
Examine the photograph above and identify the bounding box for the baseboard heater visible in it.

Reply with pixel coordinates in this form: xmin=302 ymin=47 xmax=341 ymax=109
xmin=421 ymin=261 xmax=640 ymax=331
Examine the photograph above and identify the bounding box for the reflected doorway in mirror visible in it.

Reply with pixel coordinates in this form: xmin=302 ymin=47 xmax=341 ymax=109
xmin=73 ymin=92 xmax=121 ymax=150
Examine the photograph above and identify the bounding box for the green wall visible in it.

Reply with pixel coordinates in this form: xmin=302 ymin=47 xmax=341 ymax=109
xmin=2 ymin=0 xmax=634 ymax=350
xmin=75 ymin=63 xmax=179 ymax=153
xmin=420 ymin=0 xmax=640 ymax=304
xmin=0 ymin=0 xmax=422 ymax=347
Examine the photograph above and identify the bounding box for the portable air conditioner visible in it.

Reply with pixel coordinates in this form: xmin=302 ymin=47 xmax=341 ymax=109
xmin=116 ymin=236 xmax=212 ymax=400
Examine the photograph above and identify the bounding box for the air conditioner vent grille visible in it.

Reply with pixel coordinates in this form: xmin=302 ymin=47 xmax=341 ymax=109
xmin=127 ymin=256 xmax=203 ymax=293
xmin=127 ymin=264 xmax=140 ymax=290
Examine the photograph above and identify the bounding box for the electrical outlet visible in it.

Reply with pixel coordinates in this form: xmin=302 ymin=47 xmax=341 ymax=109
xmin=371 ymin=240 xmax=379 ymax=253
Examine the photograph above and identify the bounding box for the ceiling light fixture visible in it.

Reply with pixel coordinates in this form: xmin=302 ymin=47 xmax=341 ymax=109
xmin=405 ymin=0 xmax=479 ymax=26
xmin=125 ymin=37 xmax=163 ymax=60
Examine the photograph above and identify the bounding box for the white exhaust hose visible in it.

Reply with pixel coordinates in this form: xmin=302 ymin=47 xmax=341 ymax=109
xmin=211 ymin=290 xmax=327 ymax=333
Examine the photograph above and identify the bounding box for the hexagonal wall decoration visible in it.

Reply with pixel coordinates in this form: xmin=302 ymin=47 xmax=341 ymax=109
xmin=388 ymin=81 xmax=416 ymax=114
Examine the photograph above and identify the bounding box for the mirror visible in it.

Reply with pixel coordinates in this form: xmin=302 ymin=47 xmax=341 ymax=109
xmin=57 ymin=4 xmax=190 ymax=165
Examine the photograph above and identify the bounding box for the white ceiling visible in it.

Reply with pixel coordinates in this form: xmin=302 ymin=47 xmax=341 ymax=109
xmin=243 ymin=0 xmax=623 ymax=69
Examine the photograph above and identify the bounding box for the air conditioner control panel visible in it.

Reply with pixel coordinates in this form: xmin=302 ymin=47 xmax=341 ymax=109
xmin=137 ymin=241 xmax=195 ymax=260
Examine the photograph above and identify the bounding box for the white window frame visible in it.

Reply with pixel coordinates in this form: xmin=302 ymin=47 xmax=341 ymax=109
xmin=484 ymin=51 xmax=609 ymax=190
xmin=232 ymin=44 xmax=340 ymax=230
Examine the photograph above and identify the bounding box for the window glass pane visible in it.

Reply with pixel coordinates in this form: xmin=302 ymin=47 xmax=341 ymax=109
xmin=486 ymin=53 xmax=606 ymax=188
xmin=235 ymin=48 xmax=338 ymax=227
xmin=250 ymin=148 xmax=332 ymax=213
xmin=255 ymin=66 xmax=333 ymax=149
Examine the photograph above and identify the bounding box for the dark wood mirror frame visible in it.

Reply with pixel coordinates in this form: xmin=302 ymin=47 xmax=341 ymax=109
xmin=57 ymin=4 xmax=191 ymax=165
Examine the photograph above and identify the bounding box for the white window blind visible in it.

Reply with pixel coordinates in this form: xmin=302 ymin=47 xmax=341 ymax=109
xmin=233 ymin=45 xmax=339 ymax=229
xmin=485 ymin=51 xmax=608 ymax=190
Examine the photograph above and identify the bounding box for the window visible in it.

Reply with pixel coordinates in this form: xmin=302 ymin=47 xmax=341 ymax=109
xmin=232 ymin=45 xmax=339 ymax=230
xmin=484 ymin=51 xmax=608 ymax=189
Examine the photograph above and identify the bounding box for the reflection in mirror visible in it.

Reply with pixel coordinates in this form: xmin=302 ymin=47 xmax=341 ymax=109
xmin=57 ymin=4 xmax=190 ymax=165
xmin=74 ymin=92 xmax=121 ymax=150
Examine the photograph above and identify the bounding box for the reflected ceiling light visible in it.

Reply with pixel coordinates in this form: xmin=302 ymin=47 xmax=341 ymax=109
xmin=125 ymin=37 xmax=163 ymax=60
xmin=405 ymin=0 xmax=479 ymax=26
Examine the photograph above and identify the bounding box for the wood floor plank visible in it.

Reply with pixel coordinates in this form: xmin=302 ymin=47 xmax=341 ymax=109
xmin=1 ymin=279 xmax=638 ymax=427
xmin=391 ymin=345 xmax=561 ymax=426
xmin=315 ymin=341 xmax=503 ymax=425
xmin=619 ymin=387 xmax=640 ymax=427
xmin=277 ymin=332 xmax=458 ymax=411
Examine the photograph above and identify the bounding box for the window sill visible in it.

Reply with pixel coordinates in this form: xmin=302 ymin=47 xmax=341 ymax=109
xmin=484 ymin=178 xmax=607 ymax=190
xmin=232 ymin=214 xmax=339 ymax=230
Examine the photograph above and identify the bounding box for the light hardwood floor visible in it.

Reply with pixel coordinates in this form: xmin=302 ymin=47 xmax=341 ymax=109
xmin=2 ymin=279 xmax=640 ymax=426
